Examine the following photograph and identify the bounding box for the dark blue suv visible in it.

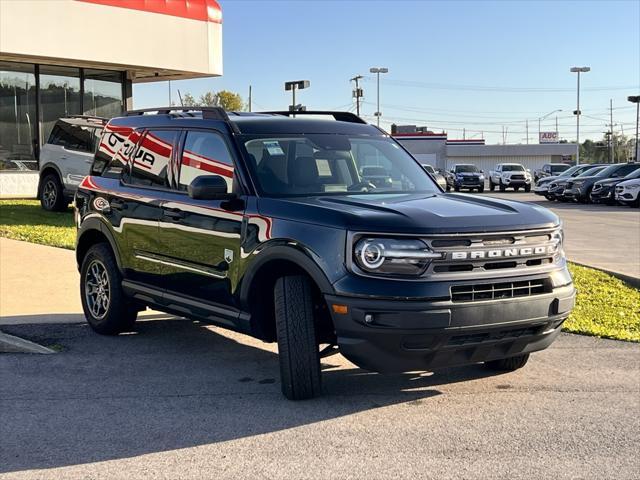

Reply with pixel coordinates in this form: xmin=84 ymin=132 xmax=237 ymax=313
xmin=75 ymin=108 xmax=575 ymax=400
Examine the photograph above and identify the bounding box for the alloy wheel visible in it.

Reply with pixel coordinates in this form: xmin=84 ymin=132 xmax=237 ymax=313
xmin=42 ymin=180 xmax=57 ymax=209
xmin=85 ymin=260 xmax=111 ymax=319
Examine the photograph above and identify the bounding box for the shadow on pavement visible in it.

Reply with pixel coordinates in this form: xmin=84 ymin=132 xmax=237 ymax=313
xmin=0 ymin=317 xmax=501 ymax=473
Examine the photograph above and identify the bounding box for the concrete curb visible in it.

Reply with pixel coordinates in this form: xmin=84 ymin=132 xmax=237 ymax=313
xmin=572 ymin=262 xmax=640 ymax=289
xmin=0 ymin=331 xmax=56 ymax=354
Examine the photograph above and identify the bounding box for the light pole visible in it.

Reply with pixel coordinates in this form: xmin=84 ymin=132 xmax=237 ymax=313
xmin=284 ymin=80 xmax=310 ymax=115
xmin=538 ymin=109 xmax=562 ymax=142
xmin=570 ymin=66 xmax=590 ymax=165
xmin=369 ymin=67 xmax=388 ymax=127
xmin=629 ymin=95 xmax=640 ymax=162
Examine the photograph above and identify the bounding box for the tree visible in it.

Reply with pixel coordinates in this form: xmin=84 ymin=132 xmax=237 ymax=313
xmin=579 ymin=133 xmax=635 ymax=163
xmin=180 ymin=90 xmax=245 ymax=111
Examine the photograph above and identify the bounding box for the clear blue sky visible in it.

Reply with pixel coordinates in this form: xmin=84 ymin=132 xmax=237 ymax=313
xmin=134 ymin=0 xmax=640 ymax=144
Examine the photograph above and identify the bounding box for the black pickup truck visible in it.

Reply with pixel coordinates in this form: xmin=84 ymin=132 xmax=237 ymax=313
xmin=74 ymin=108 xmax=575 ymax=400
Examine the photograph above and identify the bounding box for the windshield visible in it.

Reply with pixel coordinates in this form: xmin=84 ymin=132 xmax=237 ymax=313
xmin=501 ymin=164 xmax=524 ymax=172
xmin=455 ymin=165 xmax=480 ymax=173
xmin=241 ymin=135 xmax=438 ymax=196
xmin=577 ymin=166 xmax=606 ymax=177
xmin=550 ymin=164 xmax=570 ymax=173
xmin=623 ymin=168 xmax=640 ymax=180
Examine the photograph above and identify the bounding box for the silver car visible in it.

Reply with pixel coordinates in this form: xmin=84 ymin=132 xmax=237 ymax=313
xmin=422 ymin=164 xmax=447 ymax=190
xmin=38 ymin=116 xmax=106 ymax=211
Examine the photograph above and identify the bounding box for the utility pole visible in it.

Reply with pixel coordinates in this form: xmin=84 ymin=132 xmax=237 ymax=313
xmin=369 ymin=67 xmax=388 ymax=127
xmin=556 ymin=116 xmax=559 ymax=139
xmin=463 ymin=128 xmax=466 ymax=140
xmin=168 ymin=80 xmax=172 ymax=105
xmin=526 ymin=120 xmax=529 ymax=144
xmin=350 ymin=75 xmax=363 ymax=116
xmin=248 ymin=85 xmax=252 ymax=112
xmin=629 ymin=96 xmax=640 ymax=162
xmin=609 ymin=99 xmax=615 ymax=163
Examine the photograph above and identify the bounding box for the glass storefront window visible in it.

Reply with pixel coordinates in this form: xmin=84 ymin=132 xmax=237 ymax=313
xmin=83 ymin=69 xmax=123 ymax=118
xmin=0 ymin=61 xmax=37 ymax=171
xmin=39 ymin=65 xmax=81 ymax=146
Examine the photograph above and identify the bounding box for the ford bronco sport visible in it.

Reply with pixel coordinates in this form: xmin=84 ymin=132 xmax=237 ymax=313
xmin=75 ymin=107 xmax=575 ymax=400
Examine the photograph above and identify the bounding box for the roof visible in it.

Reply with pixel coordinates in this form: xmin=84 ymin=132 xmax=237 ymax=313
xmin=109 ymin=111 xmax=384 ymax=136
xmin=447 ymin=143 xmax=578 ymax=157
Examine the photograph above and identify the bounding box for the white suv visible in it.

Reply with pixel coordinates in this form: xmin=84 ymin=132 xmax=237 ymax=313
xmin=38 ymin=116 xmax=106 ymax=211
xmin=615 ymin=175 xmax=640 ymax=207
xmin=489 ymin=163 xmax=532 ymax=192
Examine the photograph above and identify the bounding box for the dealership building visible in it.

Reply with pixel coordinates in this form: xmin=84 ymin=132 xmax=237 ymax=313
xmin=393 ymin=127 xmax=578 ymax=173
xmin=0 ymin=0 xmax=223 ymax=197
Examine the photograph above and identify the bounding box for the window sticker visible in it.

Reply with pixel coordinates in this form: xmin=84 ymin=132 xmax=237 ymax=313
xmin=264 ymin=141 xmax=284 ymax=156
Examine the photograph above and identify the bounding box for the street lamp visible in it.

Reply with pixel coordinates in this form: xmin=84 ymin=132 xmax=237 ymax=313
xmin=628 ymin=95 xmax=639 ymax=162
xmin=369 ymin=67 xmax=388 ymax=127
xmin=284 ymin=80 xmax=310 ymax=114
xmin=538 ymin=109 xmax=562 ymax=142
xmin=570 ymin=66 xmax=590 ymax=165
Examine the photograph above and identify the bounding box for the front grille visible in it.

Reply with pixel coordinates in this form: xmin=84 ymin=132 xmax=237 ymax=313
xmin=511 ymin=174 xmax=525 ymax=180
xmin=565 ymin=181 xmax=574 ymax=189
xmin=451 ymin=279 xmax=551 ymax=303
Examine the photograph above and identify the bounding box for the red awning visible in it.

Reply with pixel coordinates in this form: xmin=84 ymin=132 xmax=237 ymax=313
xmin=76 ymin=0 xmax=222 ymax=23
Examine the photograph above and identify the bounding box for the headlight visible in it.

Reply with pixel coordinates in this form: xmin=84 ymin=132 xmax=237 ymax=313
xmin=626 ymin=184 xmax=640 ymax=191
xmin=353 ymin=237 xmax=442 ymax=276
xmin=479 ymin=174 xmax=485 ymax=180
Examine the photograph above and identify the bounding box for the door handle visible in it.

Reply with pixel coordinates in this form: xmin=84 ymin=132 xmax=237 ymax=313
xmin=163 ymin=208 xmax=185 ymax=221
xmin=110 ymin=199 xmax=127 ymax=210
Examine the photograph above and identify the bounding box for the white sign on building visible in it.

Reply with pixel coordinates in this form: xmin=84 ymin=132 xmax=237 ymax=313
xmin=539 ymin=131 xmax=559 ymax=144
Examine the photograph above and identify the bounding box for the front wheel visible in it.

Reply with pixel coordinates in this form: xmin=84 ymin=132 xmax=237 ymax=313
xmin=499 ymin=181 xmax=506 ymax=192
xmin=485 ymin=353 xmax=530 ymax=371
xmin=478 ymin=185 xmax=484 ymax=193
xmin=40 ymin=173 xmax=67 ymax=212
xmin=454 ymin=185 xmax=460 ymax=192
xmin=274 ymin=275 xmax=322 ymax=400
xmin=489 ymin=179 xmax=495 ymax=191
xmin=80 ymin=243 xmax=138 ymax=335
xmin=525 ymin=184 xmax=531 ymax=193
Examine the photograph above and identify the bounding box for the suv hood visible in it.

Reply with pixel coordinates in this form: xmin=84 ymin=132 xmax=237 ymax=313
xmin=594 ymin=177 xmax=623 ymax=187
xmin=259 ymin=193 xmax=558 ymax=234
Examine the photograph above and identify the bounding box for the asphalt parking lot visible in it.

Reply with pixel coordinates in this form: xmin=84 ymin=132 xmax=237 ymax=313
xmin=1 ymin=318 xmax=639 ymax=480
xmin=479 ymin=191 xmax=640 ymax=280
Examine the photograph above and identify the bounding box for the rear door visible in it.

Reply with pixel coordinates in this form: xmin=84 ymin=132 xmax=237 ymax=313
xmin=157 ymin=129 xmax=244 ymax=309
xmin=43 ymin=122 xmax=96 ymax=189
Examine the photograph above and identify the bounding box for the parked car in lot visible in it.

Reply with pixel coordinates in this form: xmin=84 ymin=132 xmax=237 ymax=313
xmin=421 ymin=164 xmax=447 ymax=190
xmin=75 ymin=107 xmax=574 ymax=400
xmin=446 ymin=164 xmax=485 ymax=192
xmin=563 ymin=162 xmax=640 ymax=203
xmin=615 ymin=175 xmax=640 ymax=207
xmin=38 ymin=116 xmax=107 ymax=211
xmin=546 ymin=166 xmax=607 ymax=201
xmin=533 ymin=163 xmax=604 ymax=199
xmin=590 ymin=168 xmax=640 ymax=205
xmin=534 ymin=163 xmax=571 ymax=183
xmin=488 ymin=163 xmax=532 ymax=192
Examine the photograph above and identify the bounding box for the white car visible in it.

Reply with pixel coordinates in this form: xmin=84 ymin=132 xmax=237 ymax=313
xmin=615 ymin=177 xmax=640 ymax=207
xmin=38 ymin=116 xmax=106 ymax=211
xmin=489 ymin=163 xmax=532 ymax=192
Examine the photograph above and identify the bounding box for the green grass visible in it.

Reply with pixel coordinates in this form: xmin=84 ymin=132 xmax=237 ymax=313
xmin=0 ymin=199 xmax=75 ymax=249
xmin=0 ymin=200 xmax=638 ymax=341
xmin=565 ymin=264 xmax=639 ymax=342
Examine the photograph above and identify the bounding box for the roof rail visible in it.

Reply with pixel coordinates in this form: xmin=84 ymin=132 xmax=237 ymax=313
xmin=65 ymin=115 xmax=108 ymax=124
xmin=123 ymin=106 xmax=240 ymax=133
xmin=260 ymin=111 xmax=368 ymax=124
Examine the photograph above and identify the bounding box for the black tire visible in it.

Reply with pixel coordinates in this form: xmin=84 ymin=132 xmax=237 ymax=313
xmin=274 ymin=275 xmax=322 ymax=400
xmin=39 ymin=173 xmax=67 ymax=212
xmin=545 ymin=194 xmax=554 ymax=201
xmin=454 ymin=185 xmax=460 ymax=192
xmin=525 ymin=184 xmax=531 ymax=193
xmin=80 ymin=243 xmax=138 ymax=335
xmin=446 ymin=185 xmax=451 ymax=192
xmin=489 ymin=179 xmax=495 ymax=191
xmin=478 ymin=185 xmax=484 ymax=193
xmin=499 ymin=181 xmax=506 ymax=192
xmin=485 ymin=353 xmax=530 ymax=371
xmin=514 ymin=186 xmax=520 ymax=192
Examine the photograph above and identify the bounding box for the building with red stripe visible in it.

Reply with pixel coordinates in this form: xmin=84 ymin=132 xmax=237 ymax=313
xmin=0 ymin=0 xmax=223 ymax=197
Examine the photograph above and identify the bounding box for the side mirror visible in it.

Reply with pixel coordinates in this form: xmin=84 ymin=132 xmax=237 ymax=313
xmin=480 ymin=170 xmax=484 ymax=174
xmin=188 ymin=175 xmax=235 ymax=200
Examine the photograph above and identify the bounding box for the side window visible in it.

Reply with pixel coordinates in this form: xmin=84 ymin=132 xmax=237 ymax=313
xmin=48 ymin=122 xmax=93 ymax=152
xmin=178 ymin=131 xmax=235 ymax=191
xmin=128 ymin=129 xmax=178 ymax=188
xmin=615 ymin=165 xmax=639 ymax=177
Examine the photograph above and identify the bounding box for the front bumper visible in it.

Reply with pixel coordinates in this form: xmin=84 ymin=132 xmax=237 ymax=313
xmin=454 ymin=179 xmax=484 ymax=188
xmin=590 ymin=187 xmax=614 ymax=202
xmin=563 ymin=187 xmax=582 ymax=200
xmin=533 ymin=184 xmax=550 ymax=194
xmin=326 ymin=279 xmax=575 ymax=373
xmin=502 ymin=177 xmax=530 ymax=187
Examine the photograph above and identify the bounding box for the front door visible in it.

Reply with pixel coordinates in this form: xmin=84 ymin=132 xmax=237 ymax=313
xmin=157 ymin=129 xmax=244 ymax=309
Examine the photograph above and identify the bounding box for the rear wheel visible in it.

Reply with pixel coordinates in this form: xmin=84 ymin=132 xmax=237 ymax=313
xmin=454 ymin=185 xmax=460 ymax=192
xmin=80 ymin=243 xmax=138 ymax=335
xmin=485 ymin=353 xmax=530 ymax=371
xmin=489 ymin=179 xmax=495 ymax=191
xmin=274 ymin=275 xmax=322 ymax=400
xmin=40 ymin=173 xmax=67 ymax=212
xmin=499 ymin=181 xmax=506 ymax=192
xmin=525 ymin=184 xmax=531 ymax=193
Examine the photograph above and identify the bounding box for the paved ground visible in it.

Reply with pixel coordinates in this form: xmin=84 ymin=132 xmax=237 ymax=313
xmin=1 ymin=320 xmax=639 ymax=480
xmin=480 ymin=191 xmax=640 ymax=280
